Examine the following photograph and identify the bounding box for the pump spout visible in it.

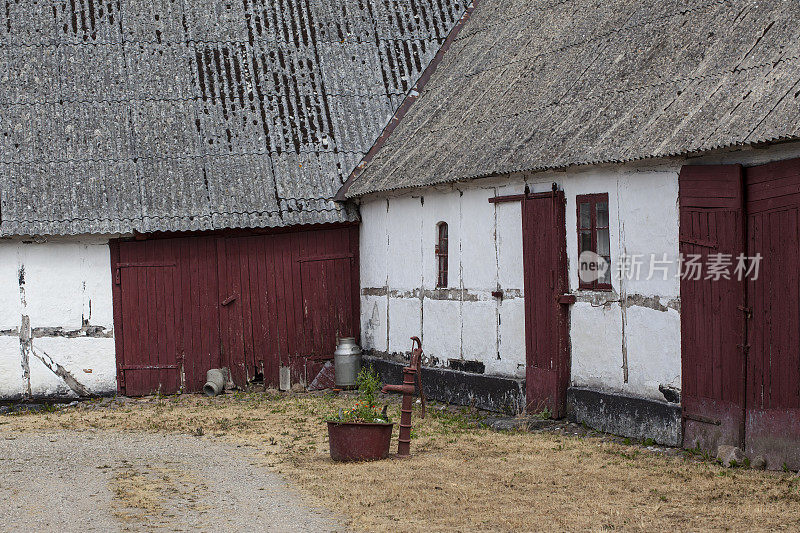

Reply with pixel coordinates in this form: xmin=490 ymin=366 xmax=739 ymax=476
xmin=381 ymin=383 xmax=415 ymax=395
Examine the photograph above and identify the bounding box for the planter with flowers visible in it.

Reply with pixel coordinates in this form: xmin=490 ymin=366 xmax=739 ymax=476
xmin=326 ymin=366 xmax=392 ymax=461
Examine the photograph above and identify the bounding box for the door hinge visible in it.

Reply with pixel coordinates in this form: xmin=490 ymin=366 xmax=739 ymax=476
xmin=737 ymin=305 xmax=752 ymax=319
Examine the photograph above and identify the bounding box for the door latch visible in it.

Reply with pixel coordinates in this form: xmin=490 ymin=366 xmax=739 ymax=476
xmin=557 ymin=294 xmax=576 ymax=305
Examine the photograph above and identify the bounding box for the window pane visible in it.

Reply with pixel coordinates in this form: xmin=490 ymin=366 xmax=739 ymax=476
xmin=579 ymin=203 xmax=591 ymax=229
xmin=600 ymin=257 xmax=612 ymax=285
xmin=597 ymin=228 xmax=610 ymax=256
xmin=596 ymin=201 xmax=609 ymax=228
xmin=579 ymin=230 xmax=591 ymax=253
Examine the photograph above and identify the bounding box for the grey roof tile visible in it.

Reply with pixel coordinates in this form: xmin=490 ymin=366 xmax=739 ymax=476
xmin=0 ymin=0 xmax=466 ymax=235
xmin=347 ymin=0 xmax=800 ymax=196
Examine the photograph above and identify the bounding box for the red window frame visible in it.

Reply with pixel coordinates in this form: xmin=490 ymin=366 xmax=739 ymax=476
xmin=435 ymin=222 xmax=448 ymax=288
xmin=577 ymin=193 xmax=612 ymax=290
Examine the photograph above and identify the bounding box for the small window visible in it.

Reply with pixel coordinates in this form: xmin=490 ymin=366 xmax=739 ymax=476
xmin=577 ymin=193 xmax=611 ymax=290
xmin=435 ymin=222 xmax=448 ymax=288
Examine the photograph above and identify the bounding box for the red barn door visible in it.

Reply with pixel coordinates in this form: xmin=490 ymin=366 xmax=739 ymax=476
xmin=113 ymin=225 xmax=360 ymax=396
xmin=522 ymin=190 xmax=570 ymax=417
xmin=744 ymin=158 xmax=800 ymax=469
xmin=679 ymin=165 xmax=746 ymax=452
xmin=113 ymin=237 xmax=223 ymax=396
xmin=218 ymin=227 xmax=360 ymax=389
xmin=297 ymin=227 xmax=360 ymax=386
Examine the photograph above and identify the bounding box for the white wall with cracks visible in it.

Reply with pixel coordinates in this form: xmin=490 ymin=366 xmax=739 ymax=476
xmin=357 ymin=142 xmax=800 ymax=403
xmin=0 ymin=238 xmax=115 ymax=399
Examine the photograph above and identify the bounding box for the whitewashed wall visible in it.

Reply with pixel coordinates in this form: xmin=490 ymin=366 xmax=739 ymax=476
xmin=358 ymin=142 xmax=800 ymax=403
xmin=0 ymin=239 xmax=115 ymax=398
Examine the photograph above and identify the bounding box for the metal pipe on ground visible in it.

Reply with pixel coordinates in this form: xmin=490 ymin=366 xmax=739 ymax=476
xmin=203 ymin=368 xmax=229 ymax=397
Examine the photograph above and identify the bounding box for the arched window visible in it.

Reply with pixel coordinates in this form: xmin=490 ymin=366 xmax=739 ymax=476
xmin=435 ymin=222 xmax=448 ymax=288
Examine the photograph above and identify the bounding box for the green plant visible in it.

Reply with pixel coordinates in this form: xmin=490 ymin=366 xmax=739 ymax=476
xmin=532 ymin=406 xmax=552 ymax=420
xmin=327 ymin=366 xmax=390 ymax=424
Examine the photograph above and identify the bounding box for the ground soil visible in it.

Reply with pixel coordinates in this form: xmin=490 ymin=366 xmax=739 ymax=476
xmin=1 ymin=391 xmax=799 ymax=532
xmin=0 ymin=430 xmax=341 ymax=532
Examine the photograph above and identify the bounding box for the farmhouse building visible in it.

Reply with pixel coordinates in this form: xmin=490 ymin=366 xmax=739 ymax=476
xmin=3 ymin=0 xmax=800 ymax=470
xmin=340 ymin=0 xmax=800 ymax=468
xmin=0 ymin=0 xmax=467 ymax=397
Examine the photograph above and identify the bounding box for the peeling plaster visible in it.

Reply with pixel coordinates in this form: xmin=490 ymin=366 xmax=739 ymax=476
xmin=29 ymin=343 xmax=91 ymax=397
xmin=20 ymin=315 xmax=31 ymax=398
xmin=362 ymin=286 xmax=522 ymax=301
xmin=574 ymin=291 xmax=680 ymax=313
xmin=359 ymin=157 xmax=689 ymax=397
xmin=0 ymin=240 xmax=116 ymax=399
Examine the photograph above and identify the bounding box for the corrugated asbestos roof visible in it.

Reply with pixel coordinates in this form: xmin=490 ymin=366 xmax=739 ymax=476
xmin=0 ymin=0 xmax=467 ymax=235
xmin=345 ymin=0 xmax=800 ymax=197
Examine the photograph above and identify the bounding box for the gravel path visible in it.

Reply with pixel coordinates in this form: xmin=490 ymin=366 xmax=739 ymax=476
xmin=0 ymin=431 xmax=342 ymax=532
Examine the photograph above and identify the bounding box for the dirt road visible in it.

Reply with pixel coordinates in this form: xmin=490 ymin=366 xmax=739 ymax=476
xmin=0 ymin=431 xmax=342 ymax=532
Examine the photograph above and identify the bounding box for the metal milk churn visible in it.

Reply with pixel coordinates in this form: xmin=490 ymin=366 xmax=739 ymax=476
xmin=334 ymin=337 xmax=362 ymax=388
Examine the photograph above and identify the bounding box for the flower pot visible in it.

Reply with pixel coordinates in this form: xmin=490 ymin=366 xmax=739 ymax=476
xmin=327 ymin=421 xmax=393 ymax=462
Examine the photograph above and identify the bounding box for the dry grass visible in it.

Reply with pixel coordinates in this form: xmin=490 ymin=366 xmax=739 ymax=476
xmin=110 ymin=465 xmax=208 ymax=530
xmin=110 ymin=464 xmax=210 ymax=527
xmin=2 ymin=391 xmax=799 ymax=532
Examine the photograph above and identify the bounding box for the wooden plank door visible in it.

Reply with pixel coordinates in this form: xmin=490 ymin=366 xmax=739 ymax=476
xmin=114 ymin=240 xmax=181 ymax=396
xmin=218 ymin=232 xmax=303 ymax=388
xmin=521 ymin=190 xmax=570 ymax=418
xmin=744 ymin=158 xmax=800 ymax=470
xmin=678 ymin=164 xmax=746 ymax=452
xmin=218 ymin=226 xmax=360 ymax=389
xmin=298 ymin=226 xmax=360 ymax=386
xmin=113 ymin=236 xmax=223 ymax=395
xmin=219 ymin=235 xmax=273 ymax=388
xmin=114 ymin=226 xmax=361 ymax=394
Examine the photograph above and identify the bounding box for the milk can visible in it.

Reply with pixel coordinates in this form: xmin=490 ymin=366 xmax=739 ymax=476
xmin=334 ymin=337 xmax=362 ymax=388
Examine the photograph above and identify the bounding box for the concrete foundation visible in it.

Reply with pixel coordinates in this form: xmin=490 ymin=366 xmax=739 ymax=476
xmin=567 ymin=387 xmax=682 ymax=446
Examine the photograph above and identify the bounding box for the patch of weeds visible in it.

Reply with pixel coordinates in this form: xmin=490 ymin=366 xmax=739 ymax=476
xmin=532 ymin=406 xmax=552 ymax=420
xmin=430 ymin=408 xmax=472 ymax=432
xmin=643 ymin=438 xmax=656 ymax=446
xmin=606 ymin=447 xmax=639 ymax=461
xmin=685 ymin=443 xmax=715 ymax=463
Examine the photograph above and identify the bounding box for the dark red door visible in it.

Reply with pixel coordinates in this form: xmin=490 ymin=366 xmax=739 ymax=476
xmin=113 ymin=237 xmax=223 ymax=396
xmin=114 ymin=242 xmax=180 ymax=396
xmin=521 ymin=191 xmax=570 ymax=417
xmin=298 ymin=227 xmax=360 ymax=386
xmin=745 ymin=158 xmax=800 ymax=469
xmin=112 ymin=225 xmax=361 ymax=396
xmin=218 ymin=227 xmax=360 ymax=388
xmin=219 ymin=235 xmax=279 ymax=387
xmin=678 ymin=165 xmax=746 ymax=451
